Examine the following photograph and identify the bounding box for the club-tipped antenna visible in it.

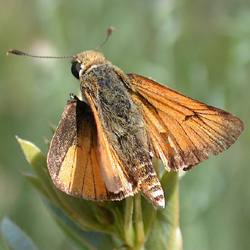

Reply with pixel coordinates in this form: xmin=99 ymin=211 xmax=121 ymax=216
xmin=95 ymin=26 xmax=115 ymax=51
xmin=7 ymin=27 xmax=115 ymax=58
xmin=6 ymin=49 xmax=75 ymax=59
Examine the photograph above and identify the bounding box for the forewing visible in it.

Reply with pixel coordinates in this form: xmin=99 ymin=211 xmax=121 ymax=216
xmin=47 ymin=97 xmax=133 ymax=200
xmin=128 ymin=74 xmax=244 ymax=171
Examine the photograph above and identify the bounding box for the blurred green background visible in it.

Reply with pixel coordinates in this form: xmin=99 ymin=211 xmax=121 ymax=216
xmin=1 ymin=0 xmax=249 ymax=249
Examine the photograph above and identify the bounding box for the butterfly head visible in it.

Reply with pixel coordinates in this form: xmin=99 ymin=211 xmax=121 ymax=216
xmin=71 ymin=50 xmax=107 ymax=79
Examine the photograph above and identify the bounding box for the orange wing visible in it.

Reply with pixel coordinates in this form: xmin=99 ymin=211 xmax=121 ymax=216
xmin=47 ymin=95 xmax=136 ymax=200
xmin=128 ymin=74 xmax=244 ymax=171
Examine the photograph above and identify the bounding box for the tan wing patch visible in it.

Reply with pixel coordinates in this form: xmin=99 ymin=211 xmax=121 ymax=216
xmin=56 ymin=130 xmax=107 ymax=200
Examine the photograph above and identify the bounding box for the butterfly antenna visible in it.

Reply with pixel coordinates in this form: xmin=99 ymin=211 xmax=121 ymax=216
xmin=95 ymin=26 xmax=115 ymax=51
xmin=6 ymin=49 xmax=75 ymax=59
xmin=7 ymin=27 xmax=115 ymax=57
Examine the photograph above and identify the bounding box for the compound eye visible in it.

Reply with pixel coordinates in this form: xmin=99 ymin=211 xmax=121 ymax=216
xmin=71 ymin=61 xmax=81 ymax=79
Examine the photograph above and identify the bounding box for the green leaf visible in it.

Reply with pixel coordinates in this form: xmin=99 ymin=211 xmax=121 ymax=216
xmin=1 ymin=217 xmax=38 ymax=250
xmin=16 ymin=136 xmax=49 ymax=189
xmin=16 ymin=136 xmax=61 ymax=204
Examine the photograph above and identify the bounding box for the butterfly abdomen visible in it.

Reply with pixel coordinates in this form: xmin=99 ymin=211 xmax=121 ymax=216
xmin=137 ymin=163 xmax=165 ymax=209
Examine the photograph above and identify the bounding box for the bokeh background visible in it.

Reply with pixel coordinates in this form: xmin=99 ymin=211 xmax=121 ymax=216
xmin=1 ymin=1 xmax=249 ymax=249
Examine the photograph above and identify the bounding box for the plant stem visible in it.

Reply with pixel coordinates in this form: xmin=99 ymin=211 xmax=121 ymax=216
xmin=134 ymin=194 xmax=145 ymax=250
xmin=124 ymin=196 xmax=134 ymax=247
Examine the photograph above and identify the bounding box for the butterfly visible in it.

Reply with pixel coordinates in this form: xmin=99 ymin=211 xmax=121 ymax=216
xmin=8 ymin=28 xmax=244 ymax=209
xmin=45 ymin=50 xmax=243 ymax=209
